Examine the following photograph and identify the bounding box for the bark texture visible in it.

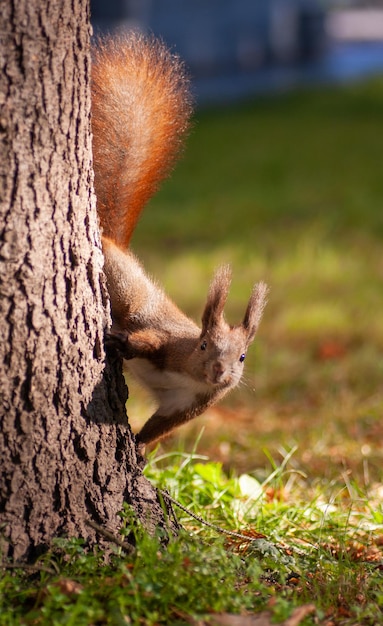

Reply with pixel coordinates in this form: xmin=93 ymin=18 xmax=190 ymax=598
xmin=0 ymin=0 xmax=169 ymax=562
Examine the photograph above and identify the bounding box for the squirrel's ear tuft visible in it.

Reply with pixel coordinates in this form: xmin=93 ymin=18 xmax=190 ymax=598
xmin=242 ymin=281 xmax=268 ymax=344
xmin=201 ymin=265 xmax=232 ymax=332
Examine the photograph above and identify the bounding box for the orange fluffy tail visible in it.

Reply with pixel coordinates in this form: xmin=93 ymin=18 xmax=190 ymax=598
xmin=91 ymin=34 xmax=192 ymax=248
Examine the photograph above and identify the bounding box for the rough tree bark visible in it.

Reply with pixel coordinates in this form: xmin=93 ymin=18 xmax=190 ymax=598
xmin=0 ymin=0 xmax=170 ymax=562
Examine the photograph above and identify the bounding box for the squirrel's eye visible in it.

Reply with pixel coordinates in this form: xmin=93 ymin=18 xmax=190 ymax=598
xmin=201 ymin=340 xmax=207 ymax=351
xmin=239 ymin=353 xmax=246 ymax=363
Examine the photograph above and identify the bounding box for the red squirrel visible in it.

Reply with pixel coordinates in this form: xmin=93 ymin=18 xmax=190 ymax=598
xmin=91 ymin=34 xmax=268 ymax=449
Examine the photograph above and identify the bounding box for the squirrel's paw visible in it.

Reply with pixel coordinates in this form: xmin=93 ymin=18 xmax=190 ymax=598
xmin=104 ymin=329 xmax=137 ymax=360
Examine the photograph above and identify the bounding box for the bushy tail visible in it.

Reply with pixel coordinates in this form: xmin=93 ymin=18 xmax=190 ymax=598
xmin=91 ymin=33 xmax=193 ymax=248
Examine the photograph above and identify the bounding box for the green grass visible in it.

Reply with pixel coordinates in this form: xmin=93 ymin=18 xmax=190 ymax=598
xmin=2 ymin=78 xmax=383 ymax=624
xmin=1 ymin=450 xmax=382 ymax=624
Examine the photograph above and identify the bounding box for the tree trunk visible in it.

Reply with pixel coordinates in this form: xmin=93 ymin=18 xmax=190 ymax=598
xmin=0 ymin=0 xmax=169 ymax=562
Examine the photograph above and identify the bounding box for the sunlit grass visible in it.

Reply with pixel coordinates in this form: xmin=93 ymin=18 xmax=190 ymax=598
xmin=2 ymin=449 xmax=382 ymax=625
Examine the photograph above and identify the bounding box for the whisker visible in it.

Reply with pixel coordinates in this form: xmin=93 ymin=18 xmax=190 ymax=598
xmin=239 ymin=373 xmax=256 ymax=392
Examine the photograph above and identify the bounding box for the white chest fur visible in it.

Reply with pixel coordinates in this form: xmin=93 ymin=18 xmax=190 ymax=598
xmin=126 ymin=358 xmax=212 ymax=416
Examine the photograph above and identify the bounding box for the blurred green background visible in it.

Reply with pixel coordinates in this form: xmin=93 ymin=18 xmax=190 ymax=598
xmin=128 ymin=78 xmax=383 ymax=488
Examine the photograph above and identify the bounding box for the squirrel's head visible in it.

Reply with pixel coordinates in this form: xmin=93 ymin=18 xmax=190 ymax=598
xmin=193 ymin=265 xmax=268 ymax=388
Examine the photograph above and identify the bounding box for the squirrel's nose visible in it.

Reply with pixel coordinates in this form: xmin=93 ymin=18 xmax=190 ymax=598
xmin=212 ymin=361 xmax=226 ymax=383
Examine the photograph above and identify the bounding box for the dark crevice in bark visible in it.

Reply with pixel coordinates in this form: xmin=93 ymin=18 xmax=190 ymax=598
xmin=13 ymin=410 xmax=23 ymax=437
xmin=64 ymin=275 xmax=73 ymax=321
xmin=21 ymin=359 xmax=34 ymax=411
xmin=92 ymin=458 xmax=100 ymax=484
xmin=9 ymin=164 xmax=19 ymax=216
xmin=72 ymin=432 xmax=90 ymax=462
xmin=93 ymin=332 xmax=104 ymax=361
xmin=53 ymin=482 xmax=62 ymax=513
xmin=85 ymin=494 xmax=103 ymax=525
xmin=52 ymin=390 xmax=61 ymax=413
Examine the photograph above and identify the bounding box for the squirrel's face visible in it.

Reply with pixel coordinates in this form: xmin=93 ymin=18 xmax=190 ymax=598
xmin=197 ymin=265 xmax=267 ymax=389
xmin=193 ymin=323 xmax=250 ymax=389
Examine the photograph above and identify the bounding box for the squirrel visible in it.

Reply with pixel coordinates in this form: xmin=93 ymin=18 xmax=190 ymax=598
xmin=91 ymin=34 xmax=268 ymax=450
